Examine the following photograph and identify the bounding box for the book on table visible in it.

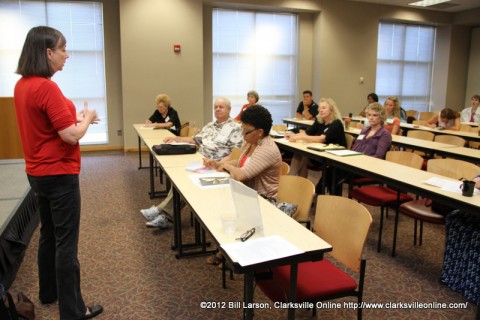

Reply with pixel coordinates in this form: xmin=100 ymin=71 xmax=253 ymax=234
xmin=307 ymin=144 xmax=346 ymax=152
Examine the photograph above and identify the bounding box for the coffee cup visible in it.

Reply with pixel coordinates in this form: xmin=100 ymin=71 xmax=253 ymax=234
xmin=460 ymin=180 xmax=475 ymax=197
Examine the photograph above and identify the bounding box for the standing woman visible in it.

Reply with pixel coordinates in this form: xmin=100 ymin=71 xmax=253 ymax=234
xmin=14 ymin=26 xmax=103 ymax=319
xmin=144 ymin=94 xmax=181 ymax=135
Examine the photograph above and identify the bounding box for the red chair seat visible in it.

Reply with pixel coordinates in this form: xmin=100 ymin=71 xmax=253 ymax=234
xmin=399 ymin=199 xmax=445 ymax=224
xmin=350 ymin=177 xmax=377 ymax=186
xmin=257 ymin=259 xmax=357 ymax=303
xmin=349 ymin=186 xmax=413 ymax=206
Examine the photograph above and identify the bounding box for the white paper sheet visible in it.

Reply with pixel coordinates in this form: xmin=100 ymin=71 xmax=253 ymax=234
xmin=185 ymin=161 xmax=217 ymax=174
xmin=423 ymin=177 xmax=451 ymax=188
xmin=326 ymin=149 xmax=362 ymax=156
xmin=221 ymin=235 xmax=304 ymax=267
xmin=423 ymin=177 xmax=480 ymax=195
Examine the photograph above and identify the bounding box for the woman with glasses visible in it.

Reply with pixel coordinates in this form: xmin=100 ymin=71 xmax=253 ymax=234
xmin=204 ymin=105 xmax=282 ymax=198
xmin=204 ymin=105 xmax=282 ymax=267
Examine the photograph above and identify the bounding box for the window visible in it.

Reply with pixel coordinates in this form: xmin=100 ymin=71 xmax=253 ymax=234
xmin=0 ymin=0 xmax=107 ymax=144
xmin=212 ymin=9 xmax=298 ymax=124
xmin=375 ymin=22 xmax=436 ymax=112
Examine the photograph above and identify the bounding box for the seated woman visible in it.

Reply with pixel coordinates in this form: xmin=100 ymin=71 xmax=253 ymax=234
xmin=287 ymin=98 xmax=347 ymax=177
xmin=352 ymin=102 xmax=392 ymax=159
xmin=460 ymin=94 xmax=480 ymax=123
xmin=426 ymin=108 xmax=461 ymax=131
xmin=383 ymin=96 xmax=402 ymax=135
xmin=205 ymin=105 xmax=282 ymax=198
xmin=234 ymin=90 xmax=259 ymax=122
xmin=204 ymin=105 xmax=281 ymax=266
xmin=328 ymin=103 xmax=392 ymax=195
xmin=359 ymin=92 xmax=378 ymax=117
xmin=144 ymin=94 xmax=181 ymax=135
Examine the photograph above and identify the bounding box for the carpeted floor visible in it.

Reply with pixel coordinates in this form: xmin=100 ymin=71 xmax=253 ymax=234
xmin=9 ymin=152 xmax=477 ymax=319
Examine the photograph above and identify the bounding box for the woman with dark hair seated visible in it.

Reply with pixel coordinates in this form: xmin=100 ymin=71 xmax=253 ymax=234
xmin=204 ymin=105 xmax=282 ymax=266
xmin=205 ymin=105 xmax=282 ymax=198
xmin=426 ymin=108 xmax=461 ymax=131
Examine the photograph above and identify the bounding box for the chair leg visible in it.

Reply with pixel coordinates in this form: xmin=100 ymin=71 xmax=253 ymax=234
xmin=377 ymin=206 xmax=385 ymax=252
xmin=419 ymin=221 xmax=423 ymax=246
xmin=413 ymin=219 xmax=418 ymax=246
xmin=222 ymin=255 xmax=227 ymax=289
xmin=392 ymin=207 xmax=399 ymax=257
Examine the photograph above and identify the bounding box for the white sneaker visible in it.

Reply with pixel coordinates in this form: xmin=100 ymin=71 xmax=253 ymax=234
xmin=140 ymin=206 xmax=160 ymax=221
xmin=146 ymin=214 xmax=168 ymax=228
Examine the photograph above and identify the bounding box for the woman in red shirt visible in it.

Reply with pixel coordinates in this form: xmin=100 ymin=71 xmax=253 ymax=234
xmin=14 ymin=26 xmax=102 ymax=320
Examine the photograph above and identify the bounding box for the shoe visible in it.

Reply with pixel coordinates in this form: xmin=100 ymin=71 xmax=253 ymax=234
xmin=206 ymin=252 xmax=223 ymax=265
xmin=146 ymin=214 xmax=168 ymax=228
xmin=79 ymin=305 xmax=103 ymax=320
xmin=40 ymin=298 xmax=57 ymax=305
xmin=141 ymin=206 xmax=160 ymax=221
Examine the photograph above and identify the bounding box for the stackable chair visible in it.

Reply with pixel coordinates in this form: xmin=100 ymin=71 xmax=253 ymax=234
xmin=394 ymin=159 xmax=480 ymax=255
xmin=276 ymin=175 xmax=315 ymax=229
xmin=256 ymin=195 xmax=372 ymax=320
xmin=348 ymin=151 xmax=423 ymax=255
xmin=280 ymin=161 xmax=290 ymax=175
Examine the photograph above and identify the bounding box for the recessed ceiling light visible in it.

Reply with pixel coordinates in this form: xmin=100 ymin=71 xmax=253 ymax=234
xmin=409 ymin=0 xmax=451 ymax=7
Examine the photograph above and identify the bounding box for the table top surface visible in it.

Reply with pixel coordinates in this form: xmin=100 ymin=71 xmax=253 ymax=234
xmin=162 ymin=166 xmax=332 ymax=263
xmin=274 ymin=138 xmax=480 ymax=209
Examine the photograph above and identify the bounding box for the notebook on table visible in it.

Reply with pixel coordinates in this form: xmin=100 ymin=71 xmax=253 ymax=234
xmin=307 ymin=144 xmax=346 ymax=152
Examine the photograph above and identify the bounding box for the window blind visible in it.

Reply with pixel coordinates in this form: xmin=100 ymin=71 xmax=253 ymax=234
xmin=212 ymin=9 xmax=298 ymax=124
xmin=0 ymin=0 xmax=107 ymax=144
xmin=375 ymin=22 xmax=436 ymax=113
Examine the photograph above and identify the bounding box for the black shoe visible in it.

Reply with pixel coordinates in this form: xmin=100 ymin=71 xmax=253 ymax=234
xmin=40 ymin=298 xmax=57 ymax=305
xmin=79 ymin=305 xmax=103 ymax=320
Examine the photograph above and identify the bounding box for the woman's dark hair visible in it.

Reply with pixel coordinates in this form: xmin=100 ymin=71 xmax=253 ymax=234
xmin=240 ymin=105 xmax=273 ymax=136
xmin=367 ymin=93 xmax=379 ymax=102
xmin=440 ymin=108 xmax=460 ymax=120
xmin=16 ymin=26 xmax=66 ymax=78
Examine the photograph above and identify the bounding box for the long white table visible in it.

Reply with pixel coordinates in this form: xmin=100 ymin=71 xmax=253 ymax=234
xmin=274 ymin=138 xmax=480 ymax=214
xmin=162 ymin=166 xmax=332 ymax=320
xmin=344 ymin=128 xmax=480 ymax=164
xmin=133 ymin=124 xmax=177 ymax=198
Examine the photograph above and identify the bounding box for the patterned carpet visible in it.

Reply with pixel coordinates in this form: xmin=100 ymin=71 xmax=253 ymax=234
xmin=9 ymin=152 xmax=477 ymax=319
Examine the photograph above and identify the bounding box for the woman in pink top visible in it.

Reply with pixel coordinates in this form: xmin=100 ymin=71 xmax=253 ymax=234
xmin=206 ymin=105 xmax=282 ymax=198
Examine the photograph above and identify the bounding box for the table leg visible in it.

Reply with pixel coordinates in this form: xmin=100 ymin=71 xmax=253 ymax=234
xmin=243 ymin=271 xmax=254 ymax=320
xmin=288 ymin=263 xmax=298 ymax=320
xmin=138 ymin=135 xmax=143 ymax=169
xmin=173 ymin=186 xmax=181 ymax=255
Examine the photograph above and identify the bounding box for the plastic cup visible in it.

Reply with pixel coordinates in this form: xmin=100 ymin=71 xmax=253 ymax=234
xmin=221 ymin=215 xmax=236 ymax=234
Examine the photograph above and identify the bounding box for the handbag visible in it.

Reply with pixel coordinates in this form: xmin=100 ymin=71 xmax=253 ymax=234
xmin=0 ymin=284 xmax=35 ymax=320
xmin=152 ymin=143 xmax=196 ymax=155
